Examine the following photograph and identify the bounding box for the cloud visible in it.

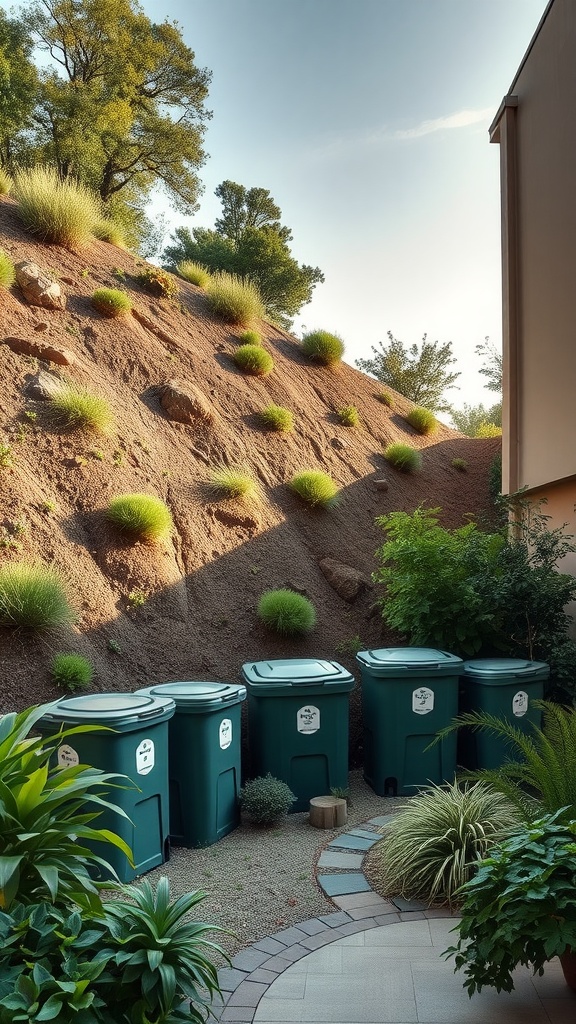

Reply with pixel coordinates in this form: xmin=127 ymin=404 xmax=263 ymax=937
xmin=394 ymin=107 xmax=494 ymax=140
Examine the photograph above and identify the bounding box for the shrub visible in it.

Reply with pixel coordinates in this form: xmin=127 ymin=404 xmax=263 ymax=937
xmin=91 ymin=287 xmax=131 ymax=318
xmin=451 ymin=458 xmax=468 ymax=471
xmin=476 ymin=421 xmax=502 ymax=437
xmin=0 ymin=442 xmax=13 ymax=467
xmin=240 ymin=773 xmax=296 ymax=824
xmin=176 ymin=259 xmax=211 ymax=288
xmin=257 ymin=588 xmax=316 ymax=635
xmin=0 ymin=167 xmax=13 ymax=195
xmin=49 ymin=386 xmax=114 ymax=433
xmin=239 ymin=329 xmax=262 ymax=346
xmin=337 ymin=405 xmax=359 ymax=427
xmin=92 ymin=218 xmax=126 ymax=248
xmin=405 ymin=406 xmax=437 ymax=434
xmin=301 ymin=329 xmax=344 ymax=366
xmin=289 ymin=469 xmax=339 ymax=508
xmin=383 ymin=442 xmax=422 ymax=472
xmin=51 ymin=652 xmax=94 ymax=691
xmin=0 ymin=562 xmax=75 ymax=629
xmin=208 ymin=465 xmax=259 ymax=500
xmin=368 ymin=781 xmax=519 ymax=906
xmin=205 ymin=271 xmax=265 ymax=326
xmin=377 ymin=391 xmax=394 ymax=407
xmin=107 ymin=493 xmax=173 ymax=542
xmin=0 ymin=249 xmax=15 ymax=288
xmin=259 ymin=403 xmax=294 ymax=432
xmin=14 ymin=166 xmax=100 ymax=249
xmin=136 ymin=266 xmax=179 ymax=299
xmin=233 ymin=343 xmax=273 ymax=376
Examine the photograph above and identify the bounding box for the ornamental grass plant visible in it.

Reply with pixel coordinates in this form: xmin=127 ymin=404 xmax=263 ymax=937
xmin=49 ymin=386 xmax=114 ymax=433
xmin=206 ymin=272 xmax=265 ymax=326
xmin=289 ymin=469 xmax=339 ymax=508
xmin=51 ymin=652 xmax=94 ymax=691
xmin=176 ymin=260 xmax=211 ymax=287
xmin=0 ymin=562 xmax=75 ymax=630
xmin=92 ymin=218 xmax=127 ymax=248
xmin=208 ymin=465 xmax=260 ymax=501
xmin=0 ymin=249 xmax=15 ymax=289
xmin=0 ymin=167 xmax=13 ymax=195
xmin=106 ymin=493 xmax=173 ymax=542
xmin=238 ymin=329 xmax=262 ymax=346
xmin=14 ymin=166 xmax=101 ymax=249
xmin=257 ymin=588 xmax=316 ymax=636
xmin=337 ymin=405 xmax=360 ymax=427
xmin=383 ymin=442 xmax=422 ymax=472
xmin=233 ymin=343 xmax=273 ymax=376
xmin=405 ymin=406 xmax=437 ymax=434
xmin=301 ymin=329 xmax=345 ymax=366
xmin=91 ymin=287 xmax=131 ymax=317
xmin=258 ymin=403 xmax=294 ymax=432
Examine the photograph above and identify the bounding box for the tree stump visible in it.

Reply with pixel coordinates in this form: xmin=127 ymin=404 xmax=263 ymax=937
xmin=309 ymin=795 xmax=347 ymax=829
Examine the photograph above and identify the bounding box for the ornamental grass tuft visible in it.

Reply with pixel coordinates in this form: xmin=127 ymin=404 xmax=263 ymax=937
xmin=337 ymin=405 xmax=360 ymax=427
xmin=14 ymin=166 xmax=101 ymax=249
xmin=289 ymin=469 xmax=339 ymax=508
xmin=258 ymin=403 xmax=294 ymax=432
xmin=257 ymin=588 xmax=316 ymax=636
xmin=51 ymin=652 xmax=94 ymax=691
xmin=0 ymin=249 xmax=15 ymax=289
xmin=405 ymin=406 xmax=437 ymax=435
xmin=107 ymin=493 xmax=173 ymax=542
xmin=233 ymin=343 xmax=273 ymax=376
xmin=49 ymin=386 xmax=114 ymax=433
xmin=301 ymin=330 xmax=345 ymax=366
xmin=206 ymin=272 xmax=265 ymax=326
xmin=208 ymin=465 xmax=260 ymax=501
xmin=238 ymin=329 xmax=262 ymax=346
xmin=91 ymin=287 xmax=131 ymax=318
xmin=92 ymin=218 xmax=127 ymax=248
xmin=0 ymin=562 xmax=75 ymax=629
xmin=176 ymin=260 xmax=211 ymax=288
xmin=383 ymin=442 xmax=422 ymax=472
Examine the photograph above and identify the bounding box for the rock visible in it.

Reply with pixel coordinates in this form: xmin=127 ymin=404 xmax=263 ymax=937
xmin=4 ymin=336 xmax=75 ymax=365
xmin=34 ymin=322 xmax=49 ymax=333
xmin=26 ymin=368 xmax=67 ymax=400
xmin=160 ymin=379 xmax=214 ymax=425
xmin=330 ymin=437 xmax=347 ymax=450
xmin=318 ymin=556 xmax=368 ymax=602
xmin=374 ymin=478 xmax=389 ymax=491
xmin=15 ymin=262 xmax=66 ymax=310
xmin=60 ymin=276 xmax=75 ymax=285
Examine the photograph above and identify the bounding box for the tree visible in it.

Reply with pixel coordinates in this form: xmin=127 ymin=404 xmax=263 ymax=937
xmin=476 ymin=336 xmax=502 ymax=392
xmin=0 ymin=11 xmax=37 ymax=168
xmin=450 ymin=401 xmax=502 ymax=437
xmin=355 ymin=331 xmax=460 ymax=413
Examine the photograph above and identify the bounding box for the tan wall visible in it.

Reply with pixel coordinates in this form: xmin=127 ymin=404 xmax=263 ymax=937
xmin=526 ymin=479 xmax=576 ymax=634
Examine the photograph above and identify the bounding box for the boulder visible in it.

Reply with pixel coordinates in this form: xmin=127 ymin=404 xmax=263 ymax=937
xmin=374 ymin=478 xmax=389 ymax=491
xmin=160 ymin=379 xmax=213 ymax=425
xmin=26 ymin=368 xmax=68 ymax=400
xmin=4 ymin=336 xmax=75 ymax=365
xmin=318 ymin=556 xmax=369 ymax=602
xmin=15 ymin=262 xmax=66 ymax=310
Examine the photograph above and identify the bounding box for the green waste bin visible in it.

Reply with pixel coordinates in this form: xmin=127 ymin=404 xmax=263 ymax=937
xmin=241 ymin=658 xmax=355 ymax=812
xmin=136 ymin=681 xmax=246 ymax=847
xmin=458 ymin=658 xmax=549 ymax=770
xmin=356 ymin=647 xmax=463 ymax=796
xmin=38 ymin=692 xmax=175 ymax=882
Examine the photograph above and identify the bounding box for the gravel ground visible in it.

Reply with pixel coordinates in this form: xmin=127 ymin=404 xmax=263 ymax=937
xmin=145 ymin=771 xmax=400 ymax=956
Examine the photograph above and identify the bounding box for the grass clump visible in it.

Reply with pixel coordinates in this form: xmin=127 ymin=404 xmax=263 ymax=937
xmin=405 ymin=406 xmax=437 ymax=434
xmin=240 ymin=774 xmax=296 ymax=825
xmin=301 ymin=330 xmax=344 ymax=366
xmin=377 ymin=391 xmax=394 ymax=408
xmin=233 ymin=343 xmax=273 ymax=376
xmin=205 ymin=271 xmax=265 ymax=326
xmin=0 ymin=443 xmax=14 ymax=467
xmin=289 ymin=469 xmax=339 ymax=508
xmin=49 ymin=386 xmax=114 ymax=434
xmin=238 ymin=329 xmax=262 ymax=346
xmin=337 ymin=405 xmax=359 ymax=427
xmin=92 ymin=218 xmax=126 ymax=248
xmin=91 ymin=287 xmax=131 ymax=318
xmin=14 ymin=166 xmax=100 ymax=249
xmin=176 ymin=260 xmax=211 ymax=288
xmin=0 ymin=249 xmax=15 ymax=289
xmin=0 ymin=168 xmax=13 ymax=195
xmin=368 ymin=781 xmax=520 ymax=906
xmin=451 ymin=458 xmax=468 ymax=472
xmin=107 ymin=493 xmax=173 ymax=542
xmin=51 ymin=652 xmax=94 ymax=691
xmin=136 ymin=266 xmax=179 ymax=300
xmin=383 ymin=442 xmax=422 ymax=473
xmin=208 ymin=465 xmax=259 ymax=501
xmin=0 ymin=562 xmax=75 ymax=629
xmin=257 ymin=588 xmax=316 ymax=636
xmin=258 ymin=403 xmax=294 ymax=432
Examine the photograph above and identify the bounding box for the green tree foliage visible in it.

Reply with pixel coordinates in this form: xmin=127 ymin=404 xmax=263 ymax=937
xmin=476 ymin=336 xmax=503 ymax=392
xmin=355 ymin=331 xmax=460 ymax=413
xmin=0 ymin=11 xmax=37 ymax=168
xmin=450 ymin=400 xmax=502 ymax=436
xmin=163 ymin=179 xmax=324 ymax=328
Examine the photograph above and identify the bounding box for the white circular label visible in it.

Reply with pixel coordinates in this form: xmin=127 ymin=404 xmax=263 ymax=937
xmin=512 ymin=690 xmax=529 ymax=717
xmin=412 ymin=687 xmax=435 ymax=715
xmin=136 ymin=738 xmax=155 ymax=775
xmin=219 ymin=718 xmax=232 ymax=750
xmin=297 ymin=705 xmax=320 ymax=734
xmin=58 ymin=744 xmax=79 ymax=768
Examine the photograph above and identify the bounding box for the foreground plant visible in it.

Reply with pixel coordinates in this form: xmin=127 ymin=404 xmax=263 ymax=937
xmin=91 ymin=287 xmax=131 ymax=317
xmin=49 ymin=386 xmax=114 ymax=433
xmin=301 ymin=329 xmax=344 ymax=366
xmin=257 ymin=588 xmax=316 ymax=636
xmin=107 ymin=493 xmax=173 ymax=542
xmin=0 ymin=249 xmax=15 ymax=289
xmin=208 ymin=465 xmax=260 ymax=500
xmin=289 ymin=470 xmax=339 ymax=508
xmin=337 ymin=405 xmax=359 ymax=427
xmin=0 ymin=167 xmax=13 ymax=195
xmin=0 ymin=562 xmax=75 ymax=630
xmin=240 ymin=774 xmax=296 ymax=824
xmin=206 ymin=271 xmax=265 ymax=326
xmin=14 ymin=167 xmax=100 ymax=249
xmin=383 ymin=442 xmax=422 ymax=472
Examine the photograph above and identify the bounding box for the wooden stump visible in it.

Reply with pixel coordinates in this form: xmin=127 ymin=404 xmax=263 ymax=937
xmin=309 ymin=795 xmax=347 ymax=829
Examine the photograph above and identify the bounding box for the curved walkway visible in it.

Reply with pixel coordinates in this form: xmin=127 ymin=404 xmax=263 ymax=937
xmin=216 ymin=815 xmax=575 ymax=1024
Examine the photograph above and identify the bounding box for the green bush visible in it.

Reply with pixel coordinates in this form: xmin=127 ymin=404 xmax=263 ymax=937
xmin=337 ymin=405 xmax=359 ymax=427
xmin=51 ymin=652 xmax=94 ymax=691
xmin=205 ymin=271 xmax=265 ymax=326
xmin=107 ymin=493 xmax=173 ymax=542
xmin=257 ymin=588 xmax=316 ymax=635
xmin=91 ymin=287 xmax=131 ymax=318
xmin=176 ymin=259 xmax=211 ymax=287
xmin=0 ymin=562 xmax=75 ymax=629
xmin=136 ymin=266 xmax=179 ymax=299
xmin=0 ymin=167 xmax=13 ymax=195
xmin=301 ymin=329 xmax=344 ymax=366
xmin=208 ymin=465 xmax=259 ymax=500
xmin=368 ymin=781 xmax=519 ymax=906
xmin=376 ymin=391 xmax=394 ymax=408
xmin=49 ymin=386 xmax=114 ymax=433
xmin=0 ymin=249 xmax=15 ymax=289
xmin=451 ymin=458 xmax=468 ymax=471
xmin=239 ymin=329 xmax=262 ymax=346
xmin=233 ymin=343 xmax=273 ymax=376
xmin=289 ymin=469 xmax=339 ymax=508
xmin=405 ymin=406 xmax=436 ymax=434
xmin=92 ymin=218 xmax=126 ymax=248
xmin=259 ymin=403 xmax=294 ymax=432
xmin=14 ymin=166 xmax=100 ymax=249
xmin=476 ymin=421 xmax=502 ymax=437
xmin=383 ymin=442 xmax=422 ymax=472
xmin=240 ymin=773 xmax=296 ymax=824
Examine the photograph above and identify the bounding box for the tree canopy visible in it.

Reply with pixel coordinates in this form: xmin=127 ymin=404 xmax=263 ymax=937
xmin=355 ymin=331 xmax=460 ymax=413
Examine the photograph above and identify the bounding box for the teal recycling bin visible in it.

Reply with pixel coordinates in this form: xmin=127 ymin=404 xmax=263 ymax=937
xmin=241 ymin=659 xmax=355 ymax=812
xmin=136 ymin=681 xmax=246 ymax=847
xmin=356 ymin=647 xmax=463 ymax=796
xmin=458 ymin=658 xmax=549 ymax=770
xmin=38 ymin=692 xmax=175 ymax=882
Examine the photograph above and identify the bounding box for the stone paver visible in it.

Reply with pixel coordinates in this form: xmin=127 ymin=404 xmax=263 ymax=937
xmin=316 ymin=872 xmax=371 ymax=896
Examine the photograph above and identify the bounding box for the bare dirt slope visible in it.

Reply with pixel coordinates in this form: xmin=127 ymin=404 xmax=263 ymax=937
xmin=0 ymin=195 xmax=499 ymax=753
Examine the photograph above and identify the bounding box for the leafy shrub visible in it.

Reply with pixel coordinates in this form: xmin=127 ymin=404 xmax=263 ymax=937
xmin=51 ymin=652 xmax=94 ymax=691
xmin=0 ymin=167 xmax=13 ymax=195
xmin=92 ymin=218 xmax=126 ymax=248
xmin=107 ymin=493 xmax=173 ymax=541
xmin=0 ymin=443 xmax=13 ymax=467
xmin=233 ymin=343 xmax=273 ymax=376
xmin=383 ymin=442 xmax=422 ymax=472
xmin=239 ymin=329 xmax=262 ymax=346
xmin=368 ymin=781 xmax=519 ymax=906
xmin=176 ymin=259 xmax=211 ymax=287
xmin=257 ymin=588 xmax=316 ymax=635
xmin=405 ymin=406 xmax=436 ymax=434
xmin=377 ymin=391 xmax=394 ymax=407
xmin=49 ymin=386 xmax=114 ymax=433
xmin=301 ymin=329 xmax=344 ymax=366
xmin=337 ymin=405 xmax=359 ymax=427
xmin=451 ymin=458 xmax=468 ymax=471
xmin=289 ymin=469 xmax=339 ymax=508
xmin=0 ymin=562 xmax=75 ymax=629
xmin=0 ymin=249 xmax=15 ymax=288
xmin=14 ymin=166 xmax=100 ymax=249
xmin=91 ymin=287 xmax=131 ymax=317
xmin=136 ymin=266 xmax=179 ymax=299
xmin=208 ymin=465 xmax=259 ymax=500
xmin=259 ymin=403 xmax=294 ymax=432
xmin=240 ymin=773 xmax=296 ymax=824
xmin=476 ymin=421 xmax=502 ymax=437
xmin=205 ymin=271 xmax=265 ymax=326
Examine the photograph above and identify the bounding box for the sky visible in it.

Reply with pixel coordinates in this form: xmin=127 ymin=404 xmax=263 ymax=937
xmin=143 ymin=0 xmax=550 ymax=414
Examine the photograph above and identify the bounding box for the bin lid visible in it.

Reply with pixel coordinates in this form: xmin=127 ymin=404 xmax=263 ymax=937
xmin=136 ymin=681 xmax=246 ymax=710
xmin=39 ymin=691 xmax=176 ymax=726
xmin=356 ymin=647 xmax=463 ymax=676
xmin=241 ymin=658 xmax=355 ymax=690
xmin=462 ymin=658 xmax=550 ymax=680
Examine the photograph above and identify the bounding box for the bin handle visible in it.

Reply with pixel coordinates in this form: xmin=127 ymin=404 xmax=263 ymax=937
xmin=138 ymin=708 xmax=162 ymax=719
xmin=289 ymin=680 xmax=325 ymax=686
